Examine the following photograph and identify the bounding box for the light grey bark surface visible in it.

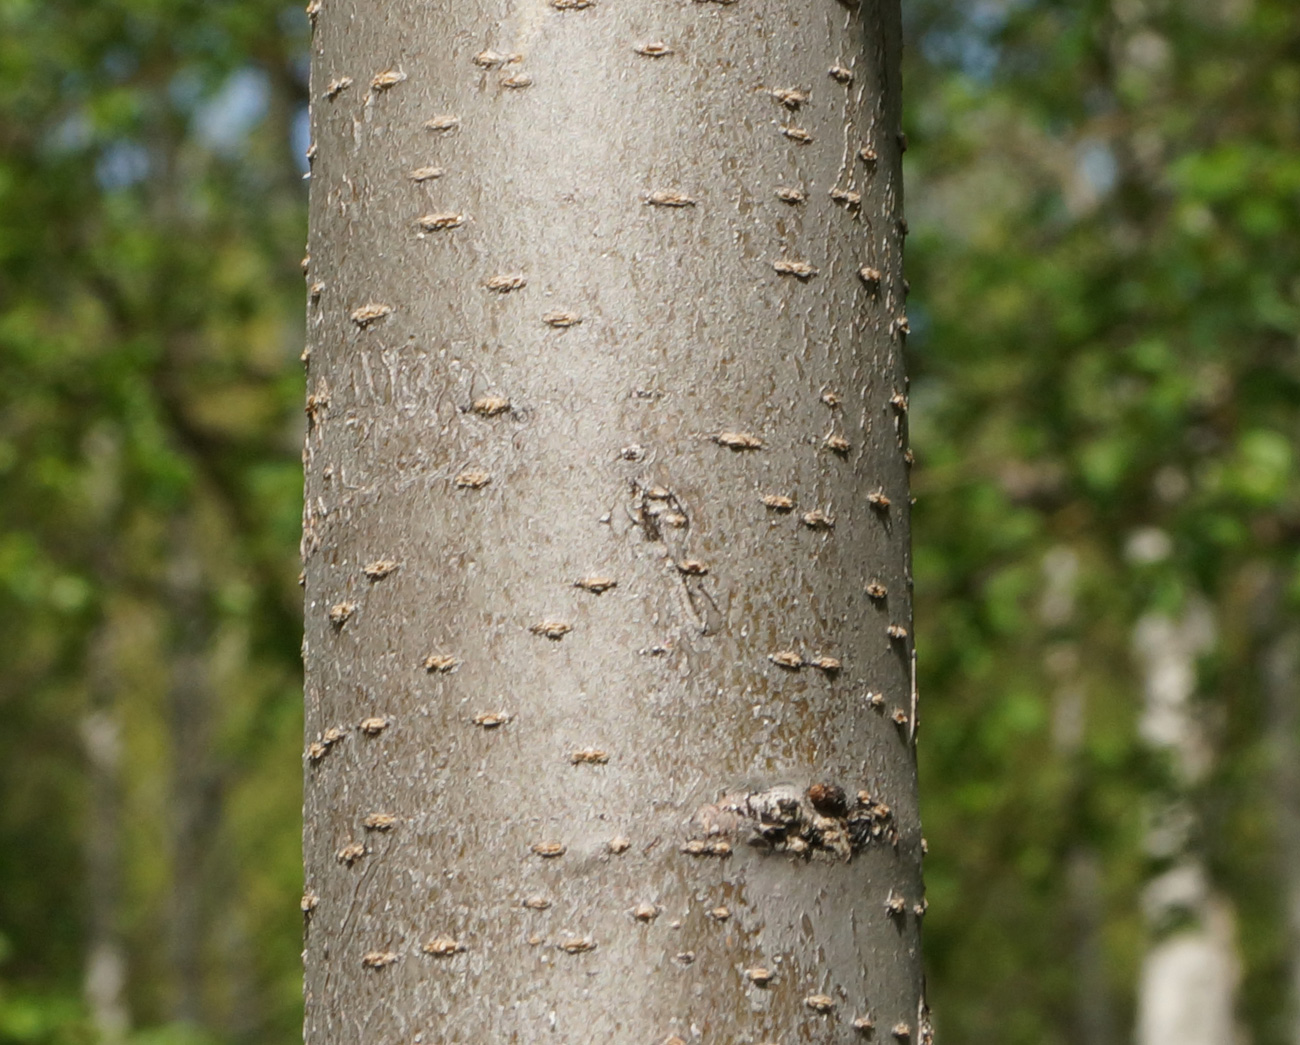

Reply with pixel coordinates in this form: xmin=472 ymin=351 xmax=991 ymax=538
xmin=301 ymin=0 xmax=923 ymax=1041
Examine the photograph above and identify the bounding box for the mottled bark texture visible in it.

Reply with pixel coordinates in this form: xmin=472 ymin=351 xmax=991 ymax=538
xmin=301 ymin=0 xmax=924 ymax=1042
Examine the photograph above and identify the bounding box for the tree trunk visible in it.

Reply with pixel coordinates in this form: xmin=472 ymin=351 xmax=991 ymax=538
xmin=1253 ymin=572 xmax=1300 ymax=1045
xmin=301 ymin=1 xmax=924 ymax=1042
xmin=82 ymin=622 xmax=130 ymax=1045
xmin=1267 ymin=629 xmax=1300 ymax=1045
xmin=1132 ymin=604 xmax=1240 ymax=1045
xmin=166 ymin=515 xmax=221 ymax=1027
xmin=1041 ymin=547 xmax=1117 ymax=1045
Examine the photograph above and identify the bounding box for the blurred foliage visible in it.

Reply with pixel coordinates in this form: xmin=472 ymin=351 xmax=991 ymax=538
xmin=0 ymin=1 xmax=1298 ymax=1044
xmin=0 ymin=0 xmax=307 ymax=1042
xmin=905 ymin=1 xmax=1300 ymax=1043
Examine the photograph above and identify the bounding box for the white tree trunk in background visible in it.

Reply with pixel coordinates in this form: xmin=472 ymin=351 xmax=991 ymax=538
xmin=1134 ymin=602 xmax=1240 ymax=1045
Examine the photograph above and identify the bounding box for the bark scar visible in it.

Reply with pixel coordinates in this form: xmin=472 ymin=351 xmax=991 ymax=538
xmin=689 ymin=785 xmax=898 ymax=860
xmin=628 ymin=478 xmax=723 ymax=636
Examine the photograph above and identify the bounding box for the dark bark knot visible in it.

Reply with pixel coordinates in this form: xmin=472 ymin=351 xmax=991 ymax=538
xmin=689 ymin=785 xmax=898 ymax=860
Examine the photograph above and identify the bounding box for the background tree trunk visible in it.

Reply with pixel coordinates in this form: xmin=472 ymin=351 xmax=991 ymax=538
xmin=1041 ymin=547 xmax=1118 ymax=1045
xmin=1132 ymin=604 xmax=1240 ymax=1045
xmin=1253 ymin=572 xmax=1300 ymax=1045
xmin=301 ymin=0 xmax=924 ymax=1041
xmin=81 ymin=627 xmax=129 ymax=1045
xmin=165 ymin=515 xmax=222 ymax=1028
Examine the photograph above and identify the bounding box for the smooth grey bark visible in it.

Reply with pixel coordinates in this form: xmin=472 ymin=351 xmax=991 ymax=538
xmin=301 ymin=0 xmax=924 ymax=1042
